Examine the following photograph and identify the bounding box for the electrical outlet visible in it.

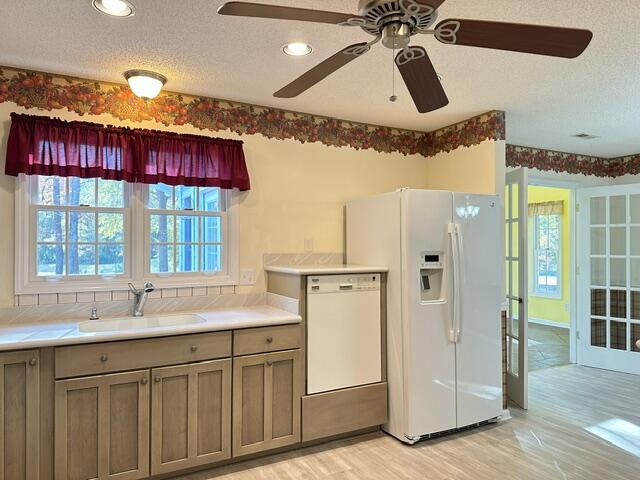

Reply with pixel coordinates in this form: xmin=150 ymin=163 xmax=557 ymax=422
xmin=304 ymin=238 xmax=314 ymax=253
xmin=564 ymin=303 xmax=570 ymax=312
xmin=239 ymin=269 xmax=256 ymax=285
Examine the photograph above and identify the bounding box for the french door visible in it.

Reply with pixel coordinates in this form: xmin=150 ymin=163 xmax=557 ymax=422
xmin=505 ymin=169 xmax=528 ymax=408
xmin=577 ymin=184 xmax=640 ymax=374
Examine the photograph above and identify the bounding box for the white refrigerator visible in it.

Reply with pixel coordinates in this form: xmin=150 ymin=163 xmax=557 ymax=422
xmin=346 ymin=189 xmax=503 ymax=444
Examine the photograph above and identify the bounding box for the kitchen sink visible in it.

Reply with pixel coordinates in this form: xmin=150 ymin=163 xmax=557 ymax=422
xmin=78 ymin=314 xmax=206 ymax=333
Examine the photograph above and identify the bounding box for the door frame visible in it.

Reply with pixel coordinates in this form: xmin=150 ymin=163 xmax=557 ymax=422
xmin=527 ymin=177 xmax=579 ymax=364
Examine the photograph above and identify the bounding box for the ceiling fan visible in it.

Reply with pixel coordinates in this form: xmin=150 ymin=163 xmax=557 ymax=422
xmin=218 ymin=0 xmax=593 ymax=113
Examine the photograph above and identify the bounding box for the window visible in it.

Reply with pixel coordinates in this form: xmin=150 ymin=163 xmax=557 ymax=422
xmin=533 ymin=214 xmax=561 ymax=297
xmin=146 ymin=184 xmax=226 ymax=275
xmin=32 ymin=176 xmax=128 ymax=278
xmin=16 ymin=175 xmax=238 ymax=294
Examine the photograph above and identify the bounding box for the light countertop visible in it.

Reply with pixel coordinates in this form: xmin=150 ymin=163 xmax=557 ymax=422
xmin=264 ymin=264 xmax=388 ymax=275
xmin=0 ymin=305 xmax=301 ymax=352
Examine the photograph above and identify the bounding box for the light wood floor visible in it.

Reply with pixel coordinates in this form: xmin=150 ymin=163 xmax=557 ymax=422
xmin=176 ymin=365 xmax=640 ymax=480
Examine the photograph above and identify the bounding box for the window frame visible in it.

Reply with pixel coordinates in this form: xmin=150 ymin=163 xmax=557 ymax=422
xmin=531 ymin=213 xmax=562 ymax=299
xmin=15 ymin=174 xmax=239 ymax=294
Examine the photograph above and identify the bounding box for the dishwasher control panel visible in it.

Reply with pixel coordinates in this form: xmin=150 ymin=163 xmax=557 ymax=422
xmin=307 ymin=274 xmax=381 ymax=293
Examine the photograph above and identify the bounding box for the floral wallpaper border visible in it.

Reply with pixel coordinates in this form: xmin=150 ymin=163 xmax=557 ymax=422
xmin=507 ymin=144 xmax=640 ymax=178
xmin=0 ymin=66 xmax=504 ymax=158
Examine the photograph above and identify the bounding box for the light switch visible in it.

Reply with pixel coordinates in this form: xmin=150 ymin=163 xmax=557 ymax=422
xmin=239 ymin=269 xmax=256 ymax=285
xmin=304 ymin=237 xmax=314 ymax=253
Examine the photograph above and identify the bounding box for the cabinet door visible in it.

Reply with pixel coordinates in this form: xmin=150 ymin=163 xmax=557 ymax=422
xmin=54 ymin=370 xmax=149 ymax=480
xmin=232 ymin=350 xmax=302 ymax=457
xmin=0 ymin=350 xmax=39 ymax=480
xmin=150 ymin=359 xmax=231 ymax=475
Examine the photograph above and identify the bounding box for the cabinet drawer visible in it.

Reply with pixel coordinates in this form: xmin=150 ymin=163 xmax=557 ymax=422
xmin=301 ymin=382 xmax=387 ymax=442
xmin=55 ymin=331 xmax=231 ymax=379
xmin=233 ymin=324 xmax=302 ymax=356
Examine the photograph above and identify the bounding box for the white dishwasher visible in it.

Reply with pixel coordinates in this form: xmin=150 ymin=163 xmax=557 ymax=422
xmin=306 ymin=274 xmax=382 ymax=394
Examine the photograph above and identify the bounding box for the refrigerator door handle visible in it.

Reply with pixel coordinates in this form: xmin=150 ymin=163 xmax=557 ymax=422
xmin=454 ymin=224 xmax=465 ymax=342
xmin=447 ymin=223 xmax=458 ymax=343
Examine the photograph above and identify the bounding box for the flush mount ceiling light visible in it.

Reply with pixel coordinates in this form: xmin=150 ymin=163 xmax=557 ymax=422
xmin=124 ymin=70 xmax=167 ymax=99
xmin=282 ymin=42 xmax=313 ymax=56
xmin=92 ymin=0 xmax=135 ymax=17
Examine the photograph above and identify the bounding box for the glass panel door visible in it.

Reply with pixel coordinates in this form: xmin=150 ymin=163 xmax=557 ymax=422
xmin=505 ymin=169 xmax=528 ymax=409
xmin=577 ymin=185 xmax=640 ymax=374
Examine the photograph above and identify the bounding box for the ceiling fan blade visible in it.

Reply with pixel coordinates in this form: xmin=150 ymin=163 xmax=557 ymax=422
xmin=217 ymin=2 xmax=364 ymax=25
xmin=395 ymin=46 xmax=449 ymax=113
xmin=435 ymin=19 xmax=593 ymax=58
xmin=274 ymin=43 xmax=371 ymax=98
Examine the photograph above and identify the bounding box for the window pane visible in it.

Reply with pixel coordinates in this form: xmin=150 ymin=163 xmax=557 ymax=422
xmin=632 ymin=259 xmax=640 ymax=289
xmin=98 ymin=213 xmax=124 ymax=242
xmin=69 ymin=211 xmax=96 ymax=243
xmin=610 ymin=195 xmax=626 ymax=224
xmin=69 ymin=245 xmax=96 ymax=275
xmin=37 ymin=211 xmax=66 ymax=242
xmin=176 ymin=186 xmax=197 ymax=210
xmin=98 ymin=245 xmax=124 ymax=275
xmin=176 ymin=216 xmax=198 ymax=243
xmin=610 ymin=258 xmax=627 ymax=287
xmin=591 ymin=258 xmax=606 ymax=286
xmin=151 ymin=215 xmax=174 ymax=243
xmin=68 ymin=178 xmax=95 ymax=206
xmin=37 ymin=244 xmax=65 ymax=276
xmin=176 ymin=244 xmax=198 ymax=272
xmin=590 ymin=197 xmax=606 ymax=225
xmin=202 ymin=245 xmax=222 ymax=272
xmin=37 ymin=176 xmax=66 ymax=205
xmin=199 ymin=188 xmax=220 ymax=211
xmin=203 ymin=217 xmax=221 ymax=243
xmin=591 ymin=227 xmax=606 ymax=255
xmin=610 ymin=227 xmax=626 ymax=256
xmin=631 ymin=227 xmax=640 ymax=255
xmin=148 ymin=184 xmax=174 ymax=209
xmin=631 ymin=194 xmax=640 ymax=224
xmin=97 ymin=179 xmax=124 ymax=208
xmin=150 ymin=244 xmax=174 ymax=273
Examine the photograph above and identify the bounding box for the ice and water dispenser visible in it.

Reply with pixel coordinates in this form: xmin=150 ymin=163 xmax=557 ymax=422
xmin=419 ymin=252 xmax=444 ymax=302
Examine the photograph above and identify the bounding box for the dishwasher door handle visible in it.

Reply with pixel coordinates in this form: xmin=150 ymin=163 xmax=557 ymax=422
xmin=339 ymin=284 xmax=354 ymax=290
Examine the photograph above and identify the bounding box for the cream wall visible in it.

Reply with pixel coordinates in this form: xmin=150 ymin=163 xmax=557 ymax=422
xmin=423 ymin=140 xmax=506 ymax=195
xmin=0 ymin=103 xmax=504 ymax=307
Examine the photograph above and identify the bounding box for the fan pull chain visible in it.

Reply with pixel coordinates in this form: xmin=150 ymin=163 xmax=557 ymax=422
xmin=390 ymin=46 xmax=398 ymax=102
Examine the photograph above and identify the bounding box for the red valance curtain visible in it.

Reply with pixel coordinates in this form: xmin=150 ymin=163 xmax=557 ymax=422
xmin=5 ymin=113 xmax=250 ymax=190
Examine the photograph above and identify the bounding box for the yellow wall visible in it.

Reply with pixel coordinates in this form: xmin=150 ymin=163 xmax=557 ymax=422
xmin=0 ymin=103 xmax=503 ymax=307
xmin=527 ymin=185 xmax=571 ymax=324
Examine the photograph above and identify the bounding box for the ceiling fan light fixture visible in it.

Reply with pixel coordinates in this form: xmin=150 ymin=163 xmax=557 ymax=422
xmin=282 ymin=42 xmax=313 ymax=56
xmin=92 ymin=0 xmax=135 ymax=17
xmin=124 ymin=70 xmax=167 ymax=99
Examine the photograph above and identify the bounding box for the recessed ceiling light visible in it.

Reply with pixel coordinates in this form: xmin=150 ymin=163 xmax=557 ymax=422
xmin=124 ymin=70 xmax=167 ymax=99
xmin=92 ymin=0 xmax=135 ymax=17
xmin=282 ymin=42 xmax=313 ymax=56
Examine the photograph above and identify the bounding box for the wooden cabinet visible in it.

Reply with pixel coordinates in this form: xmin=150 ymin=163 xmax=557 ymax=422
xmin=54 ymin=370 xmax=150 ymax=480
xmin=150 ymin=359 xmax=231 ymax=475
xmin=0 ymin=350 xmax=40 ymax=480
xmin=232 ymin=350 xmax=302 ymax=457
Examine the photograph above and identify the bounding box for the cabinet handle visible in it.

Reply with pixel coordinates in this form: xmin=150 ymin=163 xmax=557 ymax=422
xmin=190 ymin=345 xmax=198 ymax=352
xmin=154 ymin=375 xmax=162 ymax=383
xmin=140 ymin=377 xmax=148 ymax=385
xmin=29 ymin=357 xmax=37 ymax=366
xmin=100 ymin=354 xmax=108 ymax=363
xmin=266 ymin=360 xmax=273 ymax=367
xmin=266 ymin=337 xmax=273 ymax=344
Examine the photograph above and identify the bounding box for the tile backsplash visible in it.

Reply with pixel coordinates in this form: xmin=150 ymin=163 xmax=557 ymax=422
xmin=1 ymin=290 xmax=265 ymax=326
xmin=263 ymin=252 xmax=344 ymax=267
xmin=14 ymin=285 xmax=235 ymax=307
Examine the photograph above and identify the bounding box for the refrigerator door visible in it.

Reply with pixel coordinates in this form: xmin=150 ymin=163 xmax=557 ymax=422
xmin=453 ymin=193 xmax=503 ymax=428
xmin=402 ymin=189 xmax=457 ymax=438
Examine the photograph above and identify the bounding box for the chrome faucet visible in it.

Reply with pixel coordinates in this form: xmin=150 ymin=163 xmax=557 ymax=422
xmin=128 ymin=282 xmax=155 ymax=317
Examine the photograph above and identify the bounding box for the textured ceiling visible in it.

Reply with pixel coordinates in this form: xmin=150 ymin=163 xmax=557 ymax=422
xmin=0 ymin=0 xmax=639 ymax=157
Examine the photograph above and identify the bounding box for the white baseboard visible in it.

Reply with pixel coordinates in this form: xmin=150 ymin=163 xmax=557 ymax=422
xmin=528 ymin=317 xmax=570 ymax=329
